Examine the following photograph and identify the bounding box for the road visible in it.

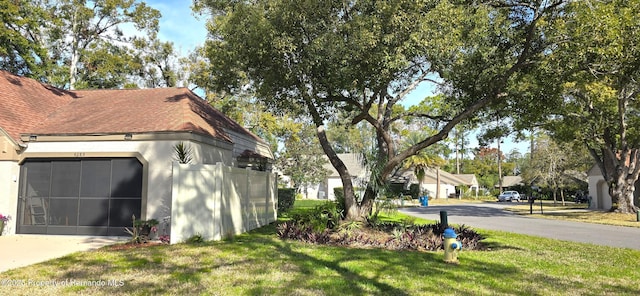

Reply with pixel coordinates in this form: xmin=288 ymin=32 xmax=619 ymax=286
xmin=400 ymin=202 xmax=640 ymax=250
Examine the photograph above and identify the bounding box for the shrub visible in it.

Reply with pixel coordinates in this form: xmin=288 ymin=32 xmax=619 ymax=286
xmin=409 ymin=184 xmax=421 ymax=199
xmin=386 ymin=183 xmax=406 ymax=198
xmin=370 ymin=197 xmax=398 ymax=221
xmin=333 ymin=186 xmax=362 ymax=218
xmin=276 ymin=222 xmax=331 ymax=244
xmin=278 ymin=188 xmax=296 ymax=213
xmin=278 ymin=219 xmax=485 ymax=252
xmin=124 ymin=215 xmax=159 ymax=244
xmin=186 ymin=233 xmax=205 ymax=244
xmin=291 ymin=202 xmax=342 ymax=232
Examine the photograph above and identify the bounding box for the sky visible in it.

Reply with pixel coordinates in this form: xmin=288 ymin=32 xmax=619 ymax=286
xmin=145 ymin=0 xmax=208 ymax=54
xmin=145 ymin=1 xmax=529 ymax=155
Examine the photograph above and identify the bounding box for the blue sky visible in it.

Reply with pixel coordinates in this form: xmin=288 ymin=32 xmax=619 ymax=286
xmin=146 ymin=1 xmax=528 ymax=155
xmin=146 ymin=0 xmax=208 ymax=54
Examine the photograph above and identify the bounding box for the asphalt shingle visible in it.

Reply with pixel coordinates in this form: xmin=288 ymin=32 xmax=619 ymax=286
xmin=0 ymin=71 xmax=264 ymax=147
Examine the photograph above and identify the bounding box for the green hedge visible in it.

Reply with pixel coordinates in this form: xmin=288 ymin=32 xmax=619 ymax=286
xmin=278 ymin=188 xmax=296 ymax=213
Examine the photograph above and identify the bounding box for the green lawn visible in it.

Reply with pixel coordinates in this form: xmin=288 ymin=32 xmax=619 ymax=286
xmin=1 ymin=200 xmax=639 ymax=295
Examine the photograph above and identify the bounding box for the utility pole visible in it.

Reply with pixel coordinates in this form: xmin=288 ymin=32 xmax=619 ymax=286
xmin=497 ymin=137 xmax=503 ymax=193
xmin=455 ymin=128 xmax=460 ymax=174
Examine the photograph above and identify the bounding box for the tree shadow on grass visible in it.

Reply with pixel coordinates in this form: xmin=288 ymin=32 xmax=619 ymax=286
xmin=224 ymin=233 xmax=524 ymax=295
xmin=10 ymin=224 xmax=629 ymax=295
xmin=272 ymin=243 xmax=410 ymax=295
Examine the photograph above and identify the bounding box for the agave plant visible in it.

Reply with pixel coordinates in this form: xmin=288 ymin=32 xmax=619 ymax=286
xmin=173 ymin=142 xmax=193 ymax=164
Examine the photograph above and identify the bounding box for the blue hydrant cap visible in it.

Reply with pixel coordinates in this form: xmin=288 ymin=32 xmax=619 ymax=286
xmin=443 ymin=228 xmax=457 ymax=239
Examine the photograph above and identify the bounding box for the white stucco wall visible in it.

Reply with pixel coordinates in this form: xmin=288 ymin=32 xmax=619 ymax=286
xmin=20 ymin=138 xmax=233 ymax=229
xmin=0 ymin=160 xmax=19 ymax=235
xmin=326 ymin=177 xmax=344 ymax=201
xmin=588 ymin=174 xmax=612 ymax=210
xmin=421 ymin=183 xmax=457 ymax=199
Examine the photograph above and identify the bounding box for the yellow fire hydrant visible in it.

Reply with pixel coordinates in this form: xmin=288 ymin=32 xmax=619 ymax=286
xmin=443 ymin=228 xmax=462 ymax=264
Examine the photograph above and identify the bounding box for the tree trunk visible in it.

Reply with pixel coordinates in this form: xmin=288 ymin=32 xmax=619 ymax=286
xmin=317 ymin=125 xmax=359 ymax=218
xmin=592 ymin=147 xmax=640 ymax=213
xmin=611 ymin=175 xmax=638 ymax=213
xmin=307 ymin=104 xmax=360 ymax=219
xmin=68 ymin=6 xmax=81 ymax=90
xmin=436 ymin=168 xmax=441 ymax=199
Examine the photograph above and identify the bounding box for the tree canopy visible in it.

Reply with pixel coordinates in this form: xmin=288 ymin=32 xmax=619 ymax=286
xmin=537 ymin=0 xmax=640 ymax=213
xmin=199 ymin=0 xmax=569 ymax=220
xmin=0 ymin=0 xmax=166 ymax=89
xmin=0 ymin=0 xmax=49 ymax=78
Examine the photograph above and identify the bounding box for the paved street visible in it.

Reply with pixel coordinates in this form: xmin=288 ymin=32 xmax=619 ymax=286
xmin=400 ymin=202 xmax=640 ymax=250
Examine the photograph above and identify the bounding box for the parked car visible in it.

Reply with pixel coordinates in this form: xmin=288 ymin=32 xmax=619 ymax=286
xmin=497 ymin=191 xmax=521 ymax=202
xmin=574 ymin=193 xmax=589 ymax=203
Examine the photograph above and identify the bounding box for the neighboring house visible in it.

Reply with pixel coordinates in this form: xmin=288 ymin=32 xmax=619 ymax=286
xmin=453 ymin=174 xmax=480 ymax=197
xmin=497 ymin=175 xmax=523 ymax=190
xmin=587 ymin=165 xmax=640 ymax=210
xmin=0 ymin=70 xmax=274 ymax=237
xmin=392 ymin=168 xmax=467 ymax=199
xmin=296 ymin=154 xmax=477 ymax=200
xmin=300 ymin=153 xmax=369 ymax=200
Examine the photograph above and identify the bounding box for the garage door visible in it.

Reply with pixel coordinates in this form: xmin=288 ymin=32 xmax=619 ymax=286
xmin=17 ymin=158 xmax=143 ymax=236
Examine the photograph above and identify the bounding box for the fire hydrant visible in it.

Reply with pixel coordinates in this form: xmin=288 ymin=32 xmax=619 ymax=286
xmin=443 ymin=228 xmax=462 ymax=264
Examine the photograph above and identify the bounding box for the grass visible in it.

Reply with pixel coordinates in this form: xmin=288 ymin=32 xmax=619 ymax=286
xmin=1 ymin=200 xmax=639 ymax=295
xmin=505 ymin=201 xmax=640 ymax=228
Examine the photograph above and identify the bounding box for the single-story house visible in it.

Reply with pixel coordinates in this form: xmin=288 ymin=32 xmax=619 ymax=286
xmin=299 ymin=154 xmax=479 ymax=200
xmin=391 ymin=168 xmax=467 ymax=199
xmin=587 ymin=165 xmax=640 ymax=210
xmin=453 ymin=174 xmax=480 ymax=197
xmin=497 ymin=175 xmax=523 ymax=190
xmin=0 ymin=70 xmax=274 ymax=238
xmin=302 ymin=153 xmax=369 ymax=200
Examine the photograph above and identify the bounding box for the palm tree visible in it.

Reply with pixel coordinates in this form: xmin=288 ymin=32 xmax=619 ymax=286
xmin=401 ymin=132 xmax=447 ymax=198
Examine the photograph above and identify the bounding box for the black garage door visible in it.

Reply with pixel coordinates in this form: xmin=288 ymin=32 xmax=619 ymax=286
xmin=17 ymin=158 xmax=143 ymax=236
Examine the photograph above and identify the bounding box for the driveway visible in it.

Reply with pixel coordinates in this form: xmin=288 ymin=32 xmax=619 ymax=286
xmin=400 ymin=202 xmax=640 ymax=250
xmin=0 ymin=235 xmax=127 ymax=273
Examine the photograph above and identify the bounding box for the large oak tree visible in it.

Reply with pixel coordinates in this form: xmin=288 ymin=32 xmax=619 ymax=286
xmin=546 ymin=0 xmax=640 ymax=213
xmin=198 ymin=0 xmax=567 ymax=220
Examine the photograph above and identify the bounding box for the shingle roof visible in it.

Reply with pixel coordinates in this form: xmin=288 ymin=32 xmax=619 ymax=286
xmin=453 ymin=174 xmax=478 ymax=186
xmin=0 ymin=71 xmax=75 ymax=143
xmin=391 ymin=167 xmax=466 ymax=186
xmin=323 ymin=153 xmax=368 ymax=178
xmin=500 ymin=175 xmax=523 ymax=187
xmin=0 ymin=70 xmax=265 ymax=148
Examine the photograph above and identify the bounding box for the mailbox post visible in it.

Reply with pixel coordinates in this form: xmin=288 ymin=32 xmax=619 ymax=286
xmin=528 ymin=195 xmax=535 ymax=214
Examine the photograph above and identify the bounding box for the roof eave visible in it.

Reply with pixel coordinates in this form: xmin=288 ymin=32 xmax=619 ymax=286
xmin=1 ymin=127 xmax=26 ymax=149
xmin=19 ymin=131 xmax=234 ymax=149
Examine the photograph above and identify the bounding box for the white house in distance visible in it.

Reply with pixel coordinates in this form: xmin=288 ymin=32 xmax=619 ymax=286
xmin=587 ymin=165 xmax=640 ymax=210
xmin=305 ymin=153 xmax=369 ymax=200
xmin=391 ymin=168 xmax=470 ymax=199
xmin=0 ymin=70 xmax=274 ymax=237
xmin=298 ymin=153 xmax=481 ymax=200
xmin=497 ymin=175 xmax=524 ymax=191
xmin=453 ymin=174 xmax=480 ymax=197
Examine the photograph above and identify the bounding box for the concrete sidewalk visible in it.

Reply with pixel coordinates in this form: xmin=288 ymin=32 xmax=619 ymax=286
xmin=0 ymin=235 xmax=127 ymax=273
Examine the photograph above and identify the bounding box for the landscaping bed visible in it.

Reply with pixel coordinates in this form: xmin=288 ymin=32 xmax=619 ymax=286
xmin=277 ymin=201 xmax=485 ymax=252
